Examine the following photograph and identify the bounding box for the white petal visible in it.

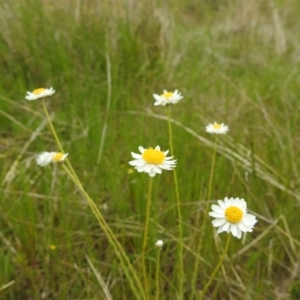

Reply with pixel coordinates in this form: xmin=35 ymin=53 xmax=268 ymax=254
xmin=209 ymin=211 xmax=224 ymax=218
xmin=212 ymin=218 xmax=227 ymax=227
xmin=230 ymin=224 xmax=238 ymax=237
xmin=221 ymin=221 xmax=231 ymax=232
xmin=163 ymin=159 xmax=176 ymax=164
xmin=160 ymin=164 xmax=174 ymax=170
xmin=144 ymin=164 xmax=152 ymax=172
xmin=242 ymin=214 xmax=257 ymax=226
xmin=131 ymin=152 xmax=142 ymax=159
xmin=36 ymin=152 xmax=55 ymax=166
xmin=129 ymin=160 xmax=140 ymax=166
xmin=153 ymin=165 xmax=162 ymax=174
xmin=138 ymin=146 xmax=144 ymax=153
xmin=236 ymin=227 xmax=242 ymax=239
xmin=60 ymin=153 xmax=68 ymax=161
xmin=149 ymin=169 xmax=156 ymax=177
xmin=136 ymin=166 xmax=146 ymax=172
xmin=217 ymin=226 xmax=225 ymax=233
xmin=237 ymin=222 xmax=248 ymax=232
xmin=217 ymin=200 xmax=226 ymax=209
xmin=224 ymin=198 xmax=231 ymax=207
xmin=132 ymin=160 xmax=146 ymax=167
xmin=153 ymin=94 xmax=162 ymax=101
xmin=211 ymin=205 xmax=224 ymax=214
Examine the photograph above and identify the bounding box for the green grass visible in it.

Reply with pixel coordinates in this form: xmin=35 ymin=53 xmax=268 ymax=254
xmin=1 ymin=0 xmax=300 ymax=299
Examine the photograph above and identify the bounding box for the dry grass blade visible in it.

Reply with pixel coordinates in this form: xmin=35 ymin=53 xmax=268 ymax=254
xmin=232 ymin=217 xmax=279 ymax=259
xmin=96 ymin=51 xmax=112 ymax=165
xmin=0 ymin=109 xmax=32 ymax=133
xmin=1 ymin=116 xmax=50 ymax=188
xmin=85 ymin=255 xmax=113 ymax=300
xmin=0 ymin=281 xmax=15 ymax=292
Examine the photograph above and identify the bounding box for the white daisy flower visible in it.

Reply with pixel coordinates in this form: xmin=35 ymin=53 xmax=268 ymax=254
xmin=209 ymin=197 xmax=257 ymax=239
xmin=36 ymin=152 xmax=68 ymax=167
xmin=206 ymin=122 xmax=229 ymax=134
xmin=25 ymin=87 xmax=55 ymax=101
xmin=153 ymin=89 xmax=183 ymax=106
xmin=155 ymin=240 xmax=164 ymax=248
xmin=129 ymin=146 xmax=176 ymax=177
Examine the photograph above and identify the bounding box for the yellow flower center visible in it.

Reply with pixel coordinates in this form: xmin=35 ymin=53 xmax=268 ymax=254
xmin=33 ymin=88 xmax=46 ymax=95
xmin=142 ymin=148 xmax=165 ymax=164
xmin=225 ymin=206 xmax=243 ymax=223
xmin=213 ymin=123 xmax=221 ymax=129
xmin=52 ymin=152 xmax=64 ymax=162
xmin=161 ymin=91 xmax=173 ymax=99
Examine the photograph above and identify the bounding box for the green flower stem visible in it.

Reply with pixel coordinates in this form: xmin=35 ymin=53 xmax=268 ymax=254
xmin=141 ymin=176 xmax=154 ymax=299
xmin=42 ymin=99 xmax=80 ymax=183
xmin=190 ymin=137 xmax=218 ymax=300
xmin=167 ymin=105 xmax=184 ymax=298
xmin=190 ymin=137 xmax=218 ymax=299
xmin=155 ymin=247 xmax=162 ymax=300
xmin=167 ymin=106 xmax=174 ymax=155
xmin=42 ymin=100 xmax=64 ymax=152
xmin=207 ymin=137 xmax=218 ymax=209
xmin=62 ymin=164 xmax=146 ymax=300
xmin=199 ymin=233 xmax=231 ymax=299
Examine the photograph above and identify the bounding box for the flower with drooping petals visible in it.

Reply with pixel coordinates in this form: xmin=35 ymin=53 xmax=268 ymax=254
xmin=153 ymin=90 xmax=183 ymax=106
xmin=209 ymin=197 xmax=257 ymax=239
xmin=25 ymin=87 xmax=55 ymax=101
xmin=206 ymin=122 xmax=229 ymax=134
xmin=129 ymin=146 xmax=176 ymax=177
xmin=36 ymin=152 xmax=68 ymax=167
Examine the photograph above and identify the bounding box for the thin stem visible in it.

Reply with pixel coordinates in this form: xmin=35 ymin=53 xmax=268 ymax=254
xmin=198 ymin=137 xmax=218 ymax=244
xmin=42 ymin=99 xmax=64 ymax=152
xmin=96 ymin=51 xmax=112 ymax=165
xmin=190 ymin=137 xmax=218 ymax=300
xmin=167 ymin=105 xmax=184 ymax=298
xmin=42 ymin=99 xmax=80 ymax=184
xmin=199 ymin=234 xmax=231 ymax=299
xmin=207 ymin=137 xmax=218 ymax=206
xmin=141 ymin=176 xmax=154 ymax=299
xmin=62 ymin=164 xmax=146 ymax=299
xmin=199 ymin=136 xmax=218 ymax=242
xmin=155 ymin=248 xmax=162 ymax=300
xmin=167 ymin=106 xmax=174 ymax=155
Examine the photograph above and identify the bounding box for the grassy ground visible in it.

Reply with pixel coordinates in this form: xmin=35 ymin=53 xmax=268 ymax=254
xmin=1 ymin=0 xmax=300 ymax=299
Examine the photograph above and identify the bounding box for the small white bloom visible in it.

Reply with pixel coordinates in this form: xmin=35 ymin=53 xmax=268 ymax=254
xmin=129 ymin=146 xmax=176 ymax=177
xmin=153 ymin=89 xmax=183 ymax=106
xmin=25 ymin=87 xmax=55 ymax=101
xmin=206 ymin=122 xmax=229 ymax=134
xmin=36 ymin=152 xmax=68 ymax=167
xmin=209 ymin=197 xmax=257 ymax=239
xmin=155 ymin=240 xmax=164 ymax=248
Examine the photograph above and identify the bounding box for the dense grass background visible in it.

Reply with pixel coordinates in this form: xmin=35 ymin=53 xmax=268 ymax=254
xmin=1 ymin=0 xmax=300 ymax=299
